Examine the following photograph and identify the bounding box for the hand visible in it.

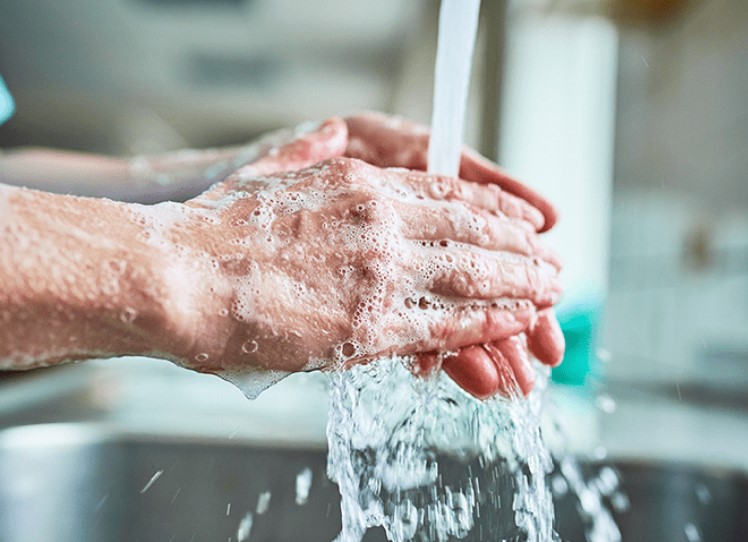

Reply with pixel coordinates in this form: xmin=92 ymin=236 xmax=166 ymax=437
xmin=345 ymin=112 xmax=558 ymax=232
xmin=344 ymin=112 xmax=565 ymax=398
xmin=164 ymin=119 xmax=561 ymax=390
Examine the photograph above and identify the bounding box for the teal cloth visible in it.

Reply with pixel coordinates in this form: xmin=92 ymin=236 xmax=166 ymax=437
xmin=551 ymin=300 xmax=601 ymax=386
xmin=0 ymin=76 xmax=15 ymax=126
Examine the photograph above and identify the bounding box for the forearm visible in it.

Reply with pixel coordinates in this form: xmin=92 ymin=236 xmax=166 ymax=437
xmin=0 ymin=147 xmax=239 ymax=203
xmin=0 ymin=183 xmax=192 ymax=369
xmin=0 ymin=149 xmax=130 ymax=196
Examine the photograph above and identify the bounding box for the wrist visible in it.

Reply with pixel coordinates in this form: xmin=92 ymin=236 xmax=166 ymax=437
xmin=0 ymin=191 xmax=206 ymax=368
xmin=145 ymin=203 xmax=238 ymax=370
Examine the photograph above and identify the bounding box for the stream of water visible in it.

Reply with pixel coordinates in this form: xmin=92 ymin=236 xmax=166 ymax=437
xmin=427 ymin=0 xmax=481 ymax=178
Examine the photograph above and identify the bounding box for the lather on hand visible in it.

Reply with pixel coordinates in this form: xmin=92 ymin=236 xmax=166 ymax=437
xmin=344 ymin=112 xmax=565 ymax=397
xmin=177 ymin=115 xmax=564 ymax=397
xmin=0 ymin=114 xmax=563 ymax=400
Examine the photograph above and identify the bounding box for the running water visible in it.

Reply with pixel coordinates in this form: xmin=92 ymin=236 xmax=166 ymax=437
xmin=427 ymin=0 xmax=481 ymax=178
xmin=325 ymin=1 xmax=622 ymax=541
xmin=327 ymin=357 xmax=558 ymax=541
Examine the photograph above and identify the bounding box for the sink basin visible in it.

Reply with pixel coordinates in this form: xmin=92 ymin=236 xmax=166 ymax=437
xmin=0 ymin=423 xmax=746 ymax=542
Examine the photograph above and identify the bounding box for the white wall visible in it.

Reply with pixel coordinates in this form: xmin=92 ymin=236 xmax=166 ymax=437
xmin=500 ymin=7 xmax=619 ymax=306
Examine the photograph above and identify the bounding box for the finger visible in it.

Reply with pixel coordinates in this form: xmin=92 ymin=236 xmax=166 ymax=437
xmin=409 ymin=299 xmax=536 ymax=354
xmin=417 ymin=245 xmax=562 ymax=308
xmin=344 ymin=300 xmax=534 ymax=366
xmin=392 ymin=171 xmax=545 ymax=232
xmin=396 ymin=200 xmax=535 ymax=254
xmin=460 ymin=149 xmax=558 ymax=233
xmin=527 ymin=308 xmax=565 ymax=367
xmin=442 ymin=346 xmax=499 ymax=399
xmin=395 ymin=201 xmax=561 ymax=269
xmin=490 ymin=336 xmax=535 ymax=396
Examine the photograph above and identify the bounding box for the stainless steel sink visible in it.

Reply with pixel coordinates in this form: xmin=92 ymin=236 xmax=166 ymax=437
xmin=0 ymin=423 xmax=746 ymax=542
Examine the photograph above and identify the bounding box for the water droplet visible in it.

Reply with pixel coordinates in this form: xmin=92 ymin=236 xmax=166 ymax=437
xmin=140 ymin=470 xmax=163 ymax=494
xmin=119 ymin=307 xmax=138 ymax=324
xmin=611 ymin=491 xmax=631 ymax=513
xmin=255 ymin=491 xmax=271 ymax=515
xmin=694 ymin=483 xmax=712 ymax=505
xmin=684 ymin=522 xmax=702 ymax=542
xmin=596 ymin=347 xmax=612 ymax=363
xmin=592 ymin=446 xmax=608 ymax=460
xmin=551 ymin=474 xmax=568 ymax=496
xmin=237 ymin=512 xmax=253 ymax=541
xmin=595 ymin=466 xmax=620 ymax=496
xmin=295 ymin=468 xmax=313 ymax=506
xmin=595 ymin=394 xmax=617 ymax=414
xmin=241 ymin=340 xmax=259 ymax=354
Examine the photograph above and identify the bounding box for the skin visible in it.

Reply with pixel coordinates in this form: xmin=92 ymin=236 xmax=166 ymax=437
xmin=0 ymin=140 xmax=261 ymax=204
xmin=344 ymin=113 xmax=565 ymax=398
xmin=0 ymin=114 xmax=564 ymax=398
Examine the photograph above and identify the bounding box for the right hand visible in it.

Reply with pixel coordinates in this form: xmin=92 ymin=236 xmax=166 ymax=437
xmin=344 ymin=112 xmax=565 ymax=398
xmin=163 ymin=119 xmax=562 ymax=392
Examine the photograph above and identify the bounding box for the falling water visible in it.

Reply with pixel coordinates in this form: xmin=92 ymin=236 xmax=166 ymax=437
xmin=327 ymin=357 xmax=559 ymax=542
xmin=427 ymin=0 xmax=481 ymax=178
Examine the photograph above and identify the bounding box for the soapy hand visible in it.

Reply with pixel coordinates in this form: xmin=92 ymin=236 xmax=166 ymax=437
xmin=167 ymin=116 xmax=563 ymax=399
xmin=344 ymin=112 xmax=565 ymax=398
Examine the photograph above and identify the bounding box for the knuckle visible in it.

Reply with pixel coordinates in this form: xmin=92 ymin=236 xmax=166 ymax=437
xmin=335 ymin=157 xmax=378 ymax=183
xmin=322 ymin=157 xmax=373 ymax=191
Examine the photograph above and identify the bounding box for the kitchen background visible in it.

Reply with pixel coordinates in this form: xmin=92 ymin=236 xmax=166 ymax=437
xmin=0 ymin=0 xmax=746 ymax=477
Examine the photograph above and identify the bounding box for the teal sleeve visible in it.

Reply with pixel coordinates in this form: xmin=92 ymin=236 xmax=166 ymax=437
xmin=0 ymin=76 xmax=15 ymax=126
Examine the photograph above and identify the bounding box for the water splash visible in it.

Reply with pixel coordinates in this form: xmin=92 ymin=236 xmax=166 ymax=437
xmin=326 ymin=357 xmax=558 ymax=542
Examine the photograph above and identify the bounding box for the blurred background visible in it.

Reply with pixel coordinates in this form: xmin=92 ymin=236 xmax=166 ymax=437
xmin=0 ymin=0 xmax=747 ymax=524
